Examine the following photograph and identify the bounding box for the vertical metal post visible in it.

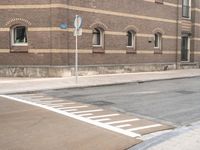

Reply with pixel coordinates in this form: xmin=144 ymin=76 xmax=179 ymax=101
xmin=75 ymin=15 xmax=78 ymax=84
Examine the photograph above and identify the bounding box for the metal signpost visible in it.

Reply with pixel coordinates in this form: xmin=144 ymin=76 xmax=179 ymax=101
xmin=74 ymin=15 xmax=83 ymax=84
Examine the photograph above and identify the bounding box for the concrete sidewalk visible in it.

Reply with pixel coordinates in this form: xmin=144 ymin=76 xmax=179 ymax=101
xmin=131 ymin=121 xmax=200 ymax=150
xmin=0 ymin=69 xmax=200 ymax=94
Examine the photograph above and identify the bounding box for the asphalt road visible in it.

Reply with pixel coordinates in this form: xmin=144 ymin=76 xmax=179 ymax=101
xmin=42 ymin=77 xmax=200 ymax=126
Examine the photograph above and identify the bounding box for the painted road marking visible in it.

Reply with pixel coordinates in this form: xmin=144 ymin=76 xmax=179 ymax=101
xmin=116 ymin=124 xmax=132 ymax=128
xmin=29 ymin=100 xmax=74 ymax=106
xmin=45 ymin=104 xmax=66 ymax=107
xmin=63 ymin=109 xmax=78 ymax=112
xmin=0 ymin=95 xmax=141 ymax=138
xmin=78 ymin=113 xmax=94 ymax=117
xmin=106 ymin=119 xmax=140 ymax=125
xmin=59 ymin=105 xmax=88 ymax=109
xmin=95 ymin=118 xmax=111 ymax=122
xmin=127 ymin=124 xmax=162 ymax=132
xmin=73 ymin=109 xmax=103 ymax=114
xmin=88 ymin=114 xmax=120 ymax=119
xmin=36 ymin=100 xmax=65 ymax=102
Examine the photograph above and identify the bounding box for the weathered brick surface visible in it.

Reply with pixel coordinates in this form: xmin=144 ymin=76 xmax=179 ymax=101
xmin=0 ymin=0 xmax=199 ymax=66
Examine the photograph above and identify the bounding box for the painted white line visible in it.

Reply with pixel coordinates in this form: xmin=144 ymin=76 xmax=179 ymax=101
xmin=94 ymin=118 xmax=111 ymax=122
xmin=127 ymin=124 xmax=162 ymax=132
xmin=78 ymin=113 xmax=93 ymax=117
xmin=116 ymin=124 xmax=132 ymax=128
xmin=106 ymin=119 xmax=140 ymax=125
xmin=88 ymin=114 xmax=120 ymax=119
xmin=0 ymin=95 xmax=141 ymax=138
xmin=38 ymin=100 xmax=66 ymax=103
xmin=63 ymin=109 xmax=78 ymax=112
xmin=34 ymin=97 xmax=55 ymax=100
xmin=20 ymin=94 xmax=41 ymax=96
xmin=45 ymin=104 xmax=65 ymax=107
xmin=73 ymin=109 xmax=103 ymax=114
xmin=29 ymin=100 xmax=70 ymax=105
xmin=57 ymin=108 xmax=77 ymax=111
xmin=59 ymin=105 xmax=88 ymax=109
xmin=26 ymin=95 xmax=46 ymax=98
xmin=45 ymin=102 xmax=75 ymax=105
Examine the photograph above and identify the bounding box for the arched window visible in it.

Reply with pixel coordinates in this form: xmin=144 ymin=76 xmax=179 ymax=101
xmin=12 ymin=26 xmax=27 ymax=45
xmin=127 ymin=31 xmax=136 ymax=48
xmin=154 ymin=33 xmax=162 ymax=49
xmin=92 ymin=28 xmax=103 ymax=46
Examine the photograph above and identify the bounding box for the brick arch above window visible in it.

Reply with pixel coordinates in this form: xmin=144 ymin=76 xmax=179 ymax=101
xmin=5 ymin=18 xmax=31 ymax=28
xmin=152 ymin=28 xmax=165 ymax=35
xmin=123 ymin=25 xmax=139 ymax=33
xmin=89 ymin=21 xmax=108 ymax=31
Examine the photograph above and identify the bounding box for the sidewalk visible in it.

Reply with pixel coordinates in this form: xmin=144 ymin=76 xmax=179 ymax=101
xmin=0 ymin=69 xmax=200 ymax=94
xmin=130 ymin=121 xmax=200 ymax=150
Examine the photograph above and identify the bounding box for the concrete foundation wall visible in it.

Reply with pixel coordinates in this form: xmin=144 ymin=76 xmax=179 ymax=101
xmin=0 ymin=63 xmax=180 ymax=77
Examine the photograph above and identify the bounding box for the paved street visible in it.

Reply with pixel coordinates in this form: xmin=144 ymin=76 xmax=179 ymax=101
xmin=41 ymin=77 xmax=200 ymax=126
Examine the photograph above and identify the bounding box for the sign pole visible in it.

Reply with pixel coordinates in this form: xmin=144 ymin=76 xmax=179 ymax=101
xmin=74 ymin=15 xmax=82 ymax=84
xmin=75 ymin=22 xmax=78 ymax=84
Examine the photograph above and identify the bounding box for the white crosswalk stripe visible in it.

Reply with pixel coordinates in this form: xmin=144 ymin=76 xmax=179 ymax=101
xmin=88 ymin=114 xmax=120 ymax=119
xmin=78 ymin=113 xmax=94 ymax=117
xmin=73 ymin=109 xmax=103 ymax=114
xmin=127 ymin=124 xmax=162 ymax=132
xmin=116 ymin=124 xmax=132 ymax=128
xmin=59 ymin=105 xmax=88 ymax=109
xmin=94 ymin=118 xmax=111 ymax=122
xmin=105 ymin=119 xmax=140 ymax=125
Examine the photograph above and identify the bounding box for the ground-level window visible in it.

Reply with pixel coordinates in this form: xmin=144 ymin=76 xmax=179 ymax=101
xmin=127 ymin=31 xmax=136 ymax=48
xmin=12 ymin=26 xmax=27 ymax=45
xmin=181 ymin=34 xmax=190 ymax=61
xmin=154 ymin=33 xmax=162 ymax=49
xmin=92 ymin=28 xmax=103 ymax=46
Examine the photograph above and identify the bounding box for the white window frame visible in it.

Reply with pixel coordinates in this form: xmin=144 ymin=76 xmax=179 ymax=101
xmin=92 ymin=28 xmax=104 ymax=47
xmin=11 ymin=26 xmax=28 ymax=46
xmin=154 ymin=33 xmax=162 ymax=49
xmin=127 ymin=31 xmax=136 ymax=48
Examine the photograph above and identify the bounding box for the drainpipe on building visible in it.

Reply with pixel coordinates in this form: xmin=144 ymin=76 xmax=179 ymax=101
xmin=50 ymin=0 xmax=53 ymax=66
xmin=176 ymin=0 xmax=180 ymax=70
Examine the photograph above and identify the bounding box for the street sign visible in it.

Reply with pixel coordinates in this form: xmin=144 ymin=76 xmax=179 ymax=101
xmin=74 ymin=28 xmax=82 ymax=36
xmin=74 ymin=15 xmax=82 ymax=29
xmin=59 ymin=23 xmax=68 ymax=29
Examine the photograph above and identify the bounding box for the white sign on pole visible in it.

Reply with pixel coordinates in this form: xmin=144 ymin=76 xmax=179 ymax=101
xmin=74 ymin=28 xmax=83 ymax=36
xmin=74 ymin=15 xmax=82 ymax=30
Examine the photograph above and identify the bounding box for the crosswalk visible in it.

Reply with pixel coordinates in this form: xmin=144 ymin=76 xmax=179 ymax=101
xmin=0 ymin=93 xmax=172 ymax=138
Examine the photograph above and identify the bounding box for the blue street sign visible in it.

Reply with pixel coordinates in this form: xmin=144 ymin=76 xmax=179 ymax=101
xmin=59 ymin=23 xmax=68 ymax=29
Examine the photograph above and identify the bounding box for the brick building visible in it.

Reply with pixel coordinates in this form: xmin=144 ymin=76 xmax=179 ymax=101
xmin=0 ymin=0 xmax=199 ymax=77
